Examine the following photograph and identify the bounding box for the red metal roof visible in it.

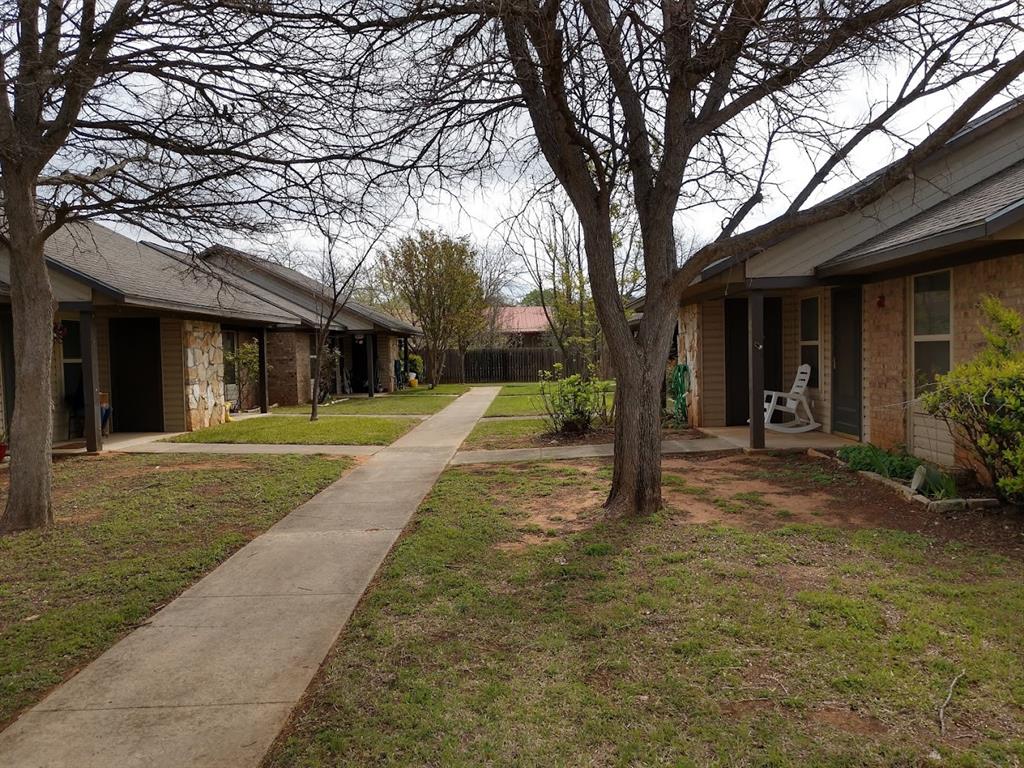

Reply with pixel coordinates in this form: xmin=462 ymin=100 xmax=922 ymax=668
xmin=495 ymin=306 xmax=551 ymax=334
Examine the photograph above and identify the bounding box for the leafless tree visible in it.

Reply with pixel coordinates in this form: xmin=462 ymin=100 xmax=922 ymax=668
xmin=0 ymin=1 xmax=350 ymax=531
xmin=305 ymin=218 xmax=383 ymax=421
xmin=324 ymin=0 xmax=1024 ymax=516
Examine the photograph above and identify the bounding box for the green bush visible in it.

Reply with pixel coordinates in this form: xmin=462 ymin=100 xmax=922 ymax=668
xmin=538 ymin=364 xmax=608 ymax=434
xmin=920 ymin=296 xmax=1024 ymax=505
xmin=407 ymin=353 xmax=425 ymax=377
xmin=836 ymin=443 xmax=956 ymax=499
xmin=836 ymin=443 xmax=922 ymax=481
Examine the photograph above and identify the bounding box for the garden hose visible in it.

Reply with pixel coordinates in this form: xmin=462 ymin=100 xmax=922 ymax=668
xmin=670 ymin=363 xmax=690 ymax=425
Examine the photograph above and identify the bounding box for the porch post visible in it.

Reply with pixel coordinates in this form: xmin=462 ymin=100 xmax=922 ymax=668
xmin=258 ymin=327 xmax=270 ymax=414
xmin=366 ymin=333 xmax=376 ymax=398
xmin=748 ymin=292 xmax=765 ymax=450
xmin=80 ymin=310 xmax=102 ymax=453
xmin=403 ymin=337 xmax=410 ymax=387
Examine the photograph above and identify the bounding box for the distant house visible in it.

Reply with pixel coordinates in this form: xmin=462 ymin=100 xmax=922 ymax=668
xmin=672 ymin=98 xmax=1024 ymax=471
xmin=494 ymin=306 xmax=552 ymax=346
xmin=0 ymin=220 xmax=419 ymax=452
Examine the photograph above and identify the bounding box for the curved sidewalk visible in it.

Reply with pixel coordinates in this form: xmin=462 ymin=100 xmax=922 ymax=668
xmin=0 ymin=387 xmax=500 ymax=768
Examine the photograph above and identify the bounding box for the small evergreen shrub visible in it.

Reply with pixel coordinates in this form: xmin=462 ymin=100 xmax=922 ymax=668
xmin=920 ymin=296 xmax=1024 ymax=505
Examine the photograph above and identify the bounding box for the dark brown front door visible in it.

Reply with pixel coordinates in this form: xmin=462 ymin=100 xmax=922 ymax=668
xmin=724 ymin=298 xmax=749 ymax=426
xmin=831 ymin=287 xmax=862 ymax=438
xmin=109 ymin=318 xmax=164 ymax=432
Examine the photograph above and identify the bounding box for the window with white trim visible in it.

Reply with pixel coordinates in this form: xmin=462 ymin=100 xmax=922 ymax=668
xmin=799 ymin=296 xmax=820 ymax=388
xmin=912 ymin=271 xmax=951 ymax=396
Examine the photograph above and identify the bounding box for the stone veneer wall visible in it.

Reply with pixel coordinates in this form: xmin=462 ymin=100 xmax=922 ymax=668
xmin=376 ymin=334 xmax=399 ymax=393
xmin=183 ymin=320 xmax=226 ymax=430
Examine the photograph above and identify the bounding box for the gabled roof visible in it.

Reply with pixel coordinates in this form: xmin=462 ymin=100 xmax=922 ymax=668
xmin=696 ymin=98 xmax=1024 ymax=285
xmin=818 ymin=160 xmax=1024 ymax=276
xmin=42 ymin=222 xmax=297 ymax=324
xmin=144 ymin=241 xmax=321 ymax=329
xmin=204 ymin=244 xmax=420 ymax=335
xmin=495 ymin=306 xmax=550 ymax=334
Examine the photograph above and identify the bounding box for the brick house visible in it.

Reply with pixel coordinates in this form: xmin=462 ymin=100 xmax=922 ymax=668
xmin=201 ymin=246 xmax=419 ymax=405
xmin=0 ymin=221 xmax=298 ymax=451
xmin=674 ymin=98 xmax=1024 ymax=472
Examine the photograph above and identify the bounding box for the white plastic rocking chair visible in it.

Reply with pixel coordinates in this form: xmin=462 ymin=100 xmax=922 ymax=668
xmin=763 ymin=363 xmax=821 ymax=433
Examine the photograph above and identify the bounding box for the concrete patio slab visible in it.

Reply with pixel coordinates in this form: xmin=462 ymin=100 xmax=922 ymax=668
xmin=701 ymin=425 xmax=858 ymax=451
xmin=0 ymin=386 xmax=501 ymax=768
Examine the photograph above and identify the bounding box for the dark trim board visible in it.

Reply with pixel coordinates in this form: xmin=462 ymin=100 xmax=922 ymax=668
xmin=830 ymin=286 xmax=862 ymax=439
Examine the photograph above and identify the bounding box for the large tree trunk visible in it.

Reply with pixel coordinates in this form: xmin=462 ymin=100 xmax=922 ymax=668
xmin=0 ymin=176 xmax=56 ymax=533
xmin=605 ymin=359 xmax=663 ymax=517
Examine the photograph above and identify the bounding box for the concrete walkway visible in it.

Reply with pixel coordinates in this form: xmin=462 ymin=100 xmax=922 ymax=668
xmin=452 ymin=435 xmax=736 ymax=465
xmin=0 ymin=387 xmax=500 ymax=768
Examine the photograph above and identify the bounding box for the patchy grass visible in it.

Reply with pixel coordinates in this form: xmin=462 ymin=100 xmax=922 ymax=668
xmin=275 ymin=394 xmax=456 ymax=415
xmin=484 ymin=393 xmax=547 ymax=417
xmin=166 ymin=415 xmax=417 ymax=445
xmin=493 ymin=380 xmax=615 ymax=397
xmin=266 ymin=454 xmax=1024 ymax=768
xmin=0 ymin=453 xmax=350 ymax=727
xmin=463 ymin=417 xmax=703 ymax=450
xmin=400 ymin=384 xmax=470 ymax=396
xmin=462 ymin=418 xmax=550 ymax=449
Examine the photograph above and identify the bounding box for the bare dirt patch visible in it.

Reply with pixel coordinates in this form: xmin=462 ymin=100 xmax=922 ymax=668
xmin=810 ymin=706 xmax=888 ymax=735
xmin=661 ymin=452 xmax=1024 ymax=558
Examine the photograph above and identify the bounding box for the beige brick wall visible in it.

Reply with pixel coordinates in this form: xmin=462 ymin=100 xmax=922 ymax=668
xmin=952 ymin=253 xmax=1024 ymax=359
xmin=267 ymin=330 xmax=310 ymax=406
xmin=949 ymin=252 xmax=1024 ymax=468
xmin=861 ymin=277 xmax=908 ymax=451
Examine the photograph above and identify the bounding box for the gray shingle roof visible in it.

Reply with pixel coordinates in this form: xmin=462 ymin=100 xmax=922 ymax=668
xmin=143 ymin=241 xmax=319 ymax=328
xmin=205 ymin=245 xmax=420 ymax=335
xmin=44 ymin=222 xmax=296 ymax=324
xmin=818 ymin=160 xmax=1024 ymax=274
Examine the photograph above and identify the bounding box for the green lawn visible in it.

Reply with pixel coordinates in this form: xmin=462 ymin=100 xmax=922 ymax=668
xmin=492 ymin=380 xmax=615 ymax=397
xmin=0 ymin=453 xmax=351 ymax=726
xmin=167 ymin=415 xmax=417 ymax=445
xmin=266 ymin=455 xmax=1024 ymax=767
xmin=483 ymin=394 xmax=548 ymax=417
xmin=275 ymin=394 xmax=456 ymax=415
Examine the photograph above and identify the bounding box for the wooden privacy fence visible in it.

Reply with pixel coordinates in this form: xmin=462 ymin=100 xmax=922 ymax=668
xmin=439 ymin=348 xmax=590 ymax=383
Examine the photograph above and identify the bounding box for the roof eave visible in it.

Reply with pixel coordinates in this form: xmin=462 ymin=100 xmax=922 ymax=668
xmin=817 ymin=197 xmax=1024 ymax=277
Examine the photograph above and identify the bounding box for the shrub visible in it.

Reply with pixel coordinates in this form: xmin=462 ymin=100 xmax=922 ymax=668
xmin=538 ymin=364 xmax=606 ymax=434
xmin=836 ymin=443 xmax=921 ymax=481
xmin=224 ymin=340 xmax=261 ymax=411
xmin=407 ymin=353 xmax=425 ymax=377
xmin=836 ymin=443 xmax=956 ymax=499
xmin=920 ymin=296 xmax=1024 ymax=505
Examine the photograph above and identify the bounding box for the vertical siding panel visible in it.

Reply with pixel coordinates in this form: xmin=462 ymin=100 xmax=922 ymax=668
xmin=700 ymin=300 xmax=726 ymax=427
xmin=160 ymin=318 xmax=186 ymax=432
